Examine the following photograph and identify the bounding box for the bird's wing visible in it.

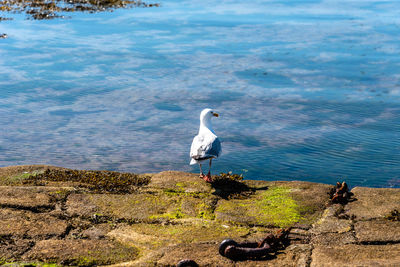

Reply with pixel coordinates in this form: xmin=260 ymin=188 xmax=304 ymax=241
xmin=190 ymin=134 xmax=221 ymax=160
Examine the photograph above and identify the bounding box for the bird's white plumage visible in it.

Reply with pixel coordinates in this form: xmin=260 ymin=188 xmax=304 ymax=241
xmin=190 ymin=108 xmax=221 ymax=165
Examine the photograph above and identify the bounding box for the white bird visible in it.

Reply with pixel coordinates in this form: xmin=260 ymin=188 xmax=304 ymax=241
xmin=190 ymin=108 xmax=221 ymax=182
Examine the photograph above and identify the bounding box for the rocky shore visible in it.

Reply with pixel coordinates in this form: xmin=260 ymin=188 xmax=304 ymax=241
xmin=0 ymin=165 xmax=399 ymax=266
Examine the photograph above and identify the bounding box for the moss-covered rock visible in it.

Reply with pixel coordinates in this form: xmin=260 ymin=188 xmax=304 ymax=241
xmin=215 ymin=183 xmax=330 ymax=227
xmin=0 ymin=165 xmax=399 ymax=266
xmin=23 ymin=240 xmax=139 ymax=266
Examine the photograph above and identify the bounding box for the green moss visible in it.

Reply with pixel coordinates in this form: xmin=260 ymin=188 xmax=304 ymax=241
xmin=196 ymin=202 xmax=215 ymax=220
xmin=215 ymin=186 xmax=303 ymax=227
xmin=149 ymin=208 xmax=185 ymax=220
xmin=257 ymin=187 xmax=302 ymax=227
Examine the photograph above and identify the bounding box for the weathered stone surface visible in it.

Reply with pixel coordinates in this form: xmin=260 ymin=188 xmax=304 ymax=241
xmin=148 ymin=243 xmax=234 ymax=267
xmin=311 ymin=232 xmax=356 ymax=246
xmin=107 ymin=221 xmax=250 ymax=249
xmin=149 ymin=171 xmax=212 ymax=193
xmin=215 ymin=183 xmax=331 ymax=227
xmin=0 ymin=165 xmax=65 ymax=185
xmin=311 ymin=244 xmax=400 ymax=267
xmin=23 ymin=239 xmax=139 ymax=265
xmin=0 ymin=186 xmax=53 ymax=210
xmin=80 ymin=224 xmax=113 ymax=240
xmin=145 ymin=243 xmax=312 ymax=267
xmin=355 ymin=220 xmax=400 ymax=243
xmin=0 ymin=209 xmax=68 ymax=238
xmin=0 ymin=165 xmax=399 ymax=266
xmin=66 ymin=193 xmax=100 ymax=217
xmin=67 ymin=190 xmax=216 ymax=222
xmin=0 ymin=238 xmax=33 ymax=261
xmin=344 ymin=187 xmax=400 ymax=220
xmin=311 ymin=206 xmax=352 ymax=234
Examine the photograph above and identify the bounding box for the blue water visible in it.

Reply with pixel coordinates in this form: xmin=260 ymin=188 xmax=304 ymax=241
xmin=1 ymin=0 xmax=400 ymax=188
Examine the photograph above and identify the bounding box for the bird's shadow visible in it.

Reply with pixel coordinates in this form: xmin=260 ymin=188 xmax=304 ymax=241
xmin=211 ymin=178 xmax=268 ymax=199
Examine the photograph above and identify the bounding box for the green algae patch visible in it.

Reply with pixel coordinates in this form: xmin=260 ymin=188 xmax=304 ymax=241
xmin=258 ymin=187 xmax=302 ymax=227
xmin=215 ymin=186 xmax=302 ymax=227
xmin=84 ymin=189 xmax=217 ymax=223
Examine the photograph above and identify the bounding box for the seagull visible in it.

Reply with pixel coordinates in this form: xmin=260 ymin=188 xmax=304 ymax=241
xmin=190 ymin=108 xmax=221 ymax=182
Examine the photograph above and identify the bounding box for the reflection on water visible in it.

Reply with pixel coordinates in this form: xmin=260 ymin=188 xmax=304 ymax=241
xmin=1 ymin=0 xmax=400 ymax=188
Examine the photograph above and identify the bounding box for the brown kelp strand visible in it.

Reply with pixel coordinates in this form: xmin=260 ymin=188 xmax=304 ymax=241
xmin=25 ymin=168 xmax=151 ymax=193
xmin=0 ymin=0 xmax=160 ymax=20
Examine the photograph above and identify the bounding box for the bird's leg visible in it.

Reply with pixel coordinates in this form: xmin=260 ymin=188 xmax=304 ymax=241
xmin=199 ymin=164 xmax=205 ymax=178
xmin=203 ymin=159 xmax=213 ymax=183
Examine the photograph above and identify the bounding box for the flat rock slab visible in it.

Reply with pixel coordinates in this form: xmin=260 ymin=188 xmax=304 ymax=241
xmin=0 ymin=187 xmax=53 ymax=210
xmin=0 ymin=209 xmax=68 ymax=238
xmin=311 ymin=244 xmax=400 ymax=267
xmin=355 ymin=220 xmax=400 ymax=243
xmin=107 ymin=221 xmax=250 ymax=249
xmin=146 ymin=243 xmax=312 ymax=267
xmin=66 ymin=191 xmax=215 ymax=222
xmin=148 ymin=171 xmax=212 ymax=193
xmin=215 ymin=182 xmax=331 ymax=227
xmin=311 ymin=206 xmax=352 ymax=234
xmin=23 ymin=239 xmax=139 ymax=265
xmin=0 ymin=165 xmax=65 ymax=185
xmin=311 ymin=232 xmax=356 ymax=246
xmin=345 ymin=187 xmax=400 ymax=220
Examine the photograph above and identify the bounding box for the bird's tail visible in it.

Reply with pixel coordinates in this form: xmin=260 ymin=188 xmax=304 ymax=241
xmin=190 ymin=158 xmax=197 ymax=165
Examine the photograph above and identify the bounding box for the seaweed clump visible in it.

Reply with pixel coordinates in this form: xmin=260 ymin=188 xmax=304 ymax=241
xmin=386 ymin=209 xmax=400 ymax=221
xmin=0 ymin=0 xmax=160 ymax=20
xmin=212 ymin=171 xmax=254 ymax=199
xmin=25 ymin=168 xmax=151 ymax=193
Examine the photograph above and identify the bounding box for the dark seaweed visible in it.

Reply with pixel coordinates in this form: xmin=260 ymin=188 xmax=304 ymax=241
xmin=25 ymin=168 xmax=151 ymax=193
xmin=0 ymin=0 xmax=159 ymax=20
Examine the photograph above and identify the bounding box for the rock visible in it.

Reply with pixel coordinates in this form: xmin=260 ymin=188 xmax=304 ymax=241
xmin=152 ymin=243 xmax=234 ymax=267
xmin=344 ymin=187 xmax=400 ymax=220
xmin=355 ymin=220 xmax=400 ymax=243
xmin=311 ymin=244 xmax=400 ymax=267
xmin=0 ymin=209 xmax=68 ymax=238
xmin=80 ymin=224 xmax=113 ymax=240
xmin=66 ymin=193 xmax=100 ymax=218
xmin=310 ymin=207 xmax=352 ymax=234
xmin=23 ymin=239 xmax=139 ymax=265
xmin=107 ymin=221 xmax=250 ymax=249
xmin=215 ymin=182 xmax=331 ymax=227
xmin=149 ymin=171 xmax=212 ymax=193
xmin=0 ymin=165 xmax=399 ymax=266
xmin=311 ymin=232 xmax=356 ymax=246
xmin=0 ymin=165 xmax=66 ymax=185
xmin=232 ymin=244 xmax=312 ymax=267
xmin=0 ymin=186 xmax=53 ymax=210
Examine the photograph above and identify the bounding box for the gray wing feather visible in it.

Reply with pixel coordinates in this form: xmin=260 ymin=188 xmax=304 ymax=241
xmin=206 ymin=137 xmax=221 ymax=158
xmin=191 ymin=136 xmax=221 ymax=160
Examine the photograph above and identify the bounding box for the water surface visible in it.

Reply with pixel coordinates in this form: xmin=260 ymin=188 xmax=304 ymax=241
xmin=1 ymin=0 xmax=400 ymax=187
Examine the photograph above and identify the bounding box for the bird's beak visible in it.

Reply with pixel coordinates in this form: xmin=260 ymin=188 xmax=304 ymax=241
xmin=213 ymin=112 xmax=219 ymax=117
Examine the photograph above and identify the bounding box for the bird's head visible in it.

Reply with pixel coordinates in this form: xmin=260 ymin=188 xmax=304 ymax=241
xmin=200 ymin=108 xmax=219 ymax=121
